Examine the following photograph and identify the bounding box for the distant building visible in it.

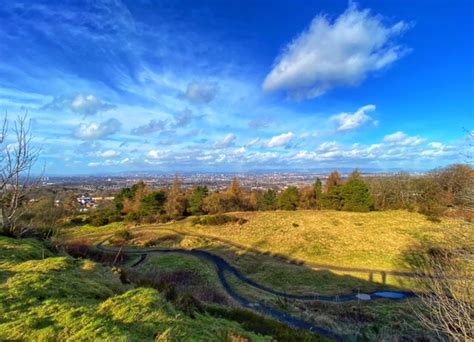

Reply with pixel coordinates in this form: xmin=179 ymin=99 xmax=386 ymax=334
xmin=77 ymin=193 xmax=96 ymax=211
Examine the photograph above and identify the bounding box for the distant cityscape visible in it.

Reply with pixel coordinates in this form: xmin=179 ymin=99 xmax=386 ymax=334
xmin=40 ymin=170 xmax=427 ymax=193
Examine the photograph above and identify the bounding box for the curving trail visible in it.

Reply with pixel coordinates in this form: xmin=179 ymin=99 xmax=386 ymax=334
xmin=97 ymin=240 xmax=415 ymax=341
xmin=131 ymin=225 xmax=425 ymax=278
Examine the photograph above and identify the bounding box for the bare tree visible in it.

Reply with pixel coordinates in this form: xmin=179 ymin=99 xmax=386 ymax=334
xmin=411 ymin=129 xmax=474 ymax=340
xmin=0 ymin=114 xmax=40 ymax=236
xmin=411 ymin=233 xmax=473 ymax=341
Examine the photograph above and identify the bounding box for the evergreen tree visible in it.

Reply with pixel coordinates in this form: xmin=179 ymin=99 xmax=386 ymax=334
xmin=321 ymin=185 xmax=343 ymax=210
xmin=140 ymin=190 xmax=166 ymax=214
xmin=314 ymin=177 xmax=323 ymax=209
xmin=278 ymin=186 xmax=300 ymax=210
xmin=257 ymin=189 xmax=277 ymax=210
xmin=341 ymin=178 xmax=373 ymax=212
xmin=188 ymin=186 xmax=209 ymax=215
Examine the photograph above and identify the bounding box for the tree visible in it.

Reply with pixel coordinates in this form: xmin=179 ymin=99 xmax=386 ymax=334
xmin=314 ymin=177 xmax=323 ymax=209
xmin=347 ymin=169 xmax=361 ymax=181
xmin=409 ymin=230 xmax=473 ymax=340
xmin=20 ymin=195 xmax=64 ymax=238
xmin=140 ymin=190 xmax=166 ymax=214
xmin=188 ymin=186 xmax=208 ymax=215
xmin=299 ymin=187 xmax=316 ymax=209
xmin=340 ymin=178 xmax=373 ymax=212
xmin=325 ymin=171 xmax=343 ymax=192
xmin=226 ymin=177 xmax=243 ymax=211
xmin=412 ymin=177 xmax=444 ymax=219
xmin=203 ymin=192 xmax=225 ymax=214
xmin=277 ymin=186 xmax=300 ymax=210
xmin=0 ymin=115 xmax=39 ymax=237
xmin=321 ymin=185 xmax=343 ymax=210
xmin=257 ymin=189 xmax=277 ymax=211
xmin=165 ymin=175 xmax=186 ymax=218
xmin=433 ymin=164 xmax=474 ymax=211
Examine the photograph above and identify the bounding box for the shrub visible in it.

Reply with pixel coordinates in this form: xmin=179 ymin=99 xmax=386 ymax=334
xmin=191 ymin=214 xmax=240 ymax=226
xmin=69 ymin=216 xmax=84 ymax=224
xmin=124 ymin=211 xmax=141 ymax=223
xmin=205 ymin=306 xmax=323 ymax=341
xmin=114 ymin=229 xmax=132 ymax=241
xmin=90 ymin=215 xmax=109 ymax=227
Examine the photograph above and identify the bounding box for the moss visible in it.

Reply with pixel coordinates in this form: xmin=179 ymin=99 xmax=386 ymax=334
xmin=0 ymin=236 xmax=271 ymax=341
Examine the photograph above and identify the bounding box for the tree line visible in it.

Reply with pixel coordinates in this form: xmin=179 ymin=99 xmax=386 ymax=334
xmin=86 ymin=164 xmax=473 ymax=226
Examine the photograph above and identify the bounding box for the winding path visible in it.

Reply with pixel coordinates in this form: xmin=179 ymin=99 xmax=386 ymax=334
xmin=96 ymin=240 xmax=415 ymax=341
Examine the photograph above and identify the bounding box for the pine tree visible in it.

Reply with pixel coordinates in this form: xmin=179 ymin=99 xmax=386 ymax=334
xmin=341 ymin=178 xmax=373 ymax=212
xmin=314 ymin=177 xmax=323 ymax=209
xmin=188 ymin=186 xmax=208 ymax=215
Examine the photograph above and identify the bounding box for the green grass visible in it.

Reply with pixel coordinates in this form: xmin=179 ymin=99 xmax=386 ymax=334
xmin=54 ymin=209 xmax=463 ymax=340
xmin=0 ymin=236 xmax=273 ymax=341
xmin=59 ymin=210 xmax=466 ymax=294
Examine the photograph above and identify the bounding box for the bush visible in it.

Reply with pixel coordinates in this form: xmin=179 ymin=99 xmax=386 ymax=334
xmin=90 ymin=215 xmax=109 ymax=227
xmin=191 ymin=214 xmax=240 ymax=226
xmin=205 ymin=306 xmax=323 ymax=341
xmin=114 ymin=229 xmax=132 ymax=241
xmin=69 ymin=216 xmax=85 ymax=224
xmin=124 ymin=212 xmax=141 ymax=223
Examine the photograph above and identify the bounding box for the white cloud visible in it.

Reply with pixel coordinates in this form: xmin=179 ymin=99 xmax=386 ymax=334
xmin=429 ymin=142 xmax=444 ymax=149
xmin=182 ymin=81 xmax=218 ymax=104
xmin=266 ymin=132 xmax=294 ymax=147
xmin=262 ymin=3 xmax=410 ymax=99
xmin=383 ymin=131 xmax=407 ymax=142
xmin=147 ymin=149 xmax=168 ymax=159
xmin=97 ymin=150 xmax=121 ymax=158
xmin=246 ymin=138 xmax=261 ymax=147
xmin=383 ymin=131 xmax=424 ymax=146
xmin=74 ymin=118 xmax=122 ymax=140
xmin=70 ymin=94 xmax=114 ymax=115
xmin=332 ymin=104 xmax=376 ymax=131
xmin=233 ymin=147 xmax=246 ymax=156
xmin=214 ymin=133 xmax=236 ymax=148
xmin=43 ymin=94 xmax=115 ymax=116
xmin=317 ymin=141 xmax=339 ymax=152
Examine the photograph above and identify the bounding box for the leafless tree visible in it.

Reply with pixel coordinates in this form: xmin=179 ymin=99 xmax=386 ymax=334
xmin=411 ymin=233 xmax=473 ymax=341
xmin=0 ymin=114 xmax=40 ymax=236
xmin=411 ymin=129 xmax=474 ymax=340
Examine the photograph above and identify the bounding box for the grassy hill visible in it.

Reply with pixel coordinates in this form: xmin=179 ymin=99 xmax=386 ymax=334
xmin=0 ymin=236 xmax=284 ymax=341
xmin=60 ymin=210 xmax=466 ymax=293
xmin=54 ymin=209 xmax=467 ymax=339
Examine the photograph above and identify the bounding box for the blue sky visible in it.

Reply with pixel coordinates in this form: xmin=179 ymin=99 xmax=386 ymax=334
xmin=0 ymin=0 xmax=472 ymax=175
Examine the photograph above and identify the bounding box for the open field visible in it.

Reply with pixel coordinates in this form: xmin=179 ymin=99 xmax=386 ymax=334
xmin=59 ymin=210 xmax=468 ymax=293
xmin=56 ymin=209 xmax=472 ymax=339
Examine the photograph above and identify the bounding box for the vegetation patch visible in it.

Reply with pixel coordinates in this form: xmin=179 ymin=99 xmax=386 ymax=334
xmin=0 ymin=236 xmax=274 ymax=341
xmin=192 ymin=214 xmax=246 ymax=226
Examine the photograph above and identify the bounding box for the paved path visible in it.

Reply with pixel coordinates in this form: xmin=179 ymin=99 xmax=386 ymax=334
xmin=97 ymin=239 xmax=415 ymax=341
